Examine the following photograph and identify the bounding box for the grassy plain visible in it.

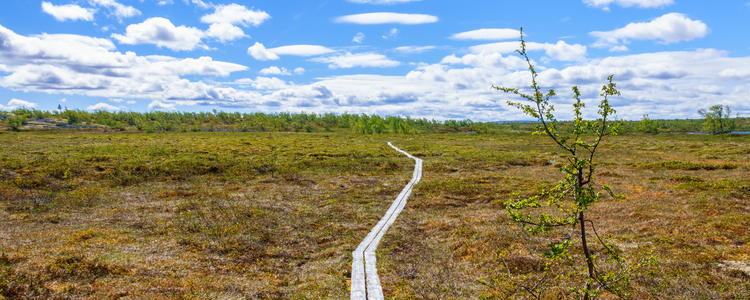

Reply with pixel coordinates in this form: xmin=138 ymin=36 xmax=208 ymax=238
xmin=0 ymin=130 xmax=748 ymax=299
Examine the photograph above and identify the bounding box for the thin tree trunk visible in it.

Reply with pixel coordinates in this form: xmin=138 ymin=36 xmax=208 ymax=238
xmin=577 ymin=168 xmax=595 ymax=300
xmin=579 ymin=211 xmax=595 ymax=300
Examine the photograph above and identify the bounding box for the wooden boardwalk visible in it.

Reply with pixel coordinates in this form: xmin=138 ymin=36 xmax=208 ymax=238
xmin=351 ymin=142 xmax=423 ymax=300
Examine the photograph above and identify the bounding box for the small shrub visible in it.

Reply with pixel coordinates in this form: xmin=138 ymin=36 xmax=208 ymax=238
xmin=107 ymin=165 xmax=143 ymax=186
xmin=69 ymin=187 xmax=104 ymax=207
xmin=2 ymin=175 xmax=61 ymax=212
xmin=698 ymin=105 xmax=736 ymax=134
xmin=252 ymin=151 xmax=278 ymax=176
xmin=493 ymin=28 xmax=645 ymax=299
xmin=0 ymin=266 xmax=53 ymax=299
xmin=6 ymin=116 xmax=26 ymax=131
xmin=46 ymin=254 xmax=127 ymax=280
xmin=638 ymin=114 xmax=659 ymax=134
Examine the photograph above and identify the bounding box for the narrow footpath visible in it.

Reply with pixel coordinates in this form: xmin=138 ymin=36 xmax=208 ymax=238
xmin=350 ymin=142 xmax=423 ymax=300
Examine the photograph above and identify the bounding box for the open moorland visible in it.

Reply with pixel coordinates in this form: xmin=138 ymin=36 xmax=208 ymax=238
xmin=0 ymin=129 xmax=749 ymax=299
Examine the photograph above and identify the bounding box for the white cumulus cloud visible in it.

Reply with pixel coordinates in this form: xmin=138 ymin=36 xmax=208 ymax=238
xmin=205 ymin=23 xmax=247 ymax=42
xmin=247 ymin=42 xmax=279 ymax=60
xmin=148 ymin=101 xmax=176 ymax=110
xmin=394 ymin=46 xmax=436 ymax=54
xmin=41 ymin=2 xmax=96 ymax=22
xmin=719 ymin=68 xmax=750 ymax=80
xmin=383 ymin=28 xmax=398 ymax=39
xmin=294 ymin=67 xmax=305 ymax=75
xmin=248 ymin=44 xmax=336 ymax=60
xmin=150 ymin=56 xmax=247 ymax=76
xmin=310 ymin=52 xmax=400 ymax=69
xmin=111 ymin=17 xmax=207 ymax=51
xmin=87 ymin=102 xmax=120 ymax=110
xmin=450 ymin=28 xmax=520 ymax=41
xmin=544 ymin=41 xmax=588 ymax=61
xmin=89 ymin=0 xmax=141 ymax=19
xmin=0 ymin=24 xmax=256 ymax=108
xmin=590 ymin=13 xmax=709 ymax=51
xmin=230 ymin=77 xmax=291 ymax=90
xmin=353 ymin=32 xmax=365 ymax=43
xmin=334 ymin=12 xmax=438 ymax=25
xmin=259 ymin=66 xmax=291 ymax=75
xmin=269 ymin=45 xmax=337 ymax=56
xmin=0 ymin=28 xmax=119 ymax=68
xmin=470 ymin=40 xmax=587 ymax=61
xmin=184 ymin=0 xmax=211 ymax=9
xmin=200 ymin=4 xmax=270 ymax=27
xmin=584 ymin=0 xmax=674 ymax=10
xmin=4 ymin=99 xmax=39 ymax=109
xmin=250 ymin=76 xmax=291 ymax=90
xmin=439 ymin=52 xmax=527 ymax=69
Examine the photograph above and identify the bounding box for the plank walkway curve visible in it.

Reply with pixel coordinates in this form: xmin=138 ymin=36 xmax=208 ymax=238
xmin=351 ymin=142 xmax=423 ymax=300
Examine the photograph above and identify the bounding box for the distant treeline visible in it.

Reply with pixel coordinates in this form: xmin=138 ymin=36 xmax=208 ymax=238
xmin=0 ymin=108 xmax=495 ymax=134
xmin=1 ymin=108 xmax=748 ymax=134
xmin=620 ymin=116 xmax=750 ymax=134
xmin=509 ymin=116 xmax=750 ymax=134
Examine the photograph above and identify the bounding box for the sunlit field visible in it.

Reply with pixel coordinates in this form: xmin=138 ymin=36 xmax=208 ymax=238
xmin=1 ymin=130 xmax=748 ymax=299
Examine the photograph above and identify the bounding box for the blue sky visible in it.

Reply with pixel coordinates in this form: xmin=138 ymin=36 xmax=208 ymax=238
xmin=0 ymin=0 xmax=749 ymax=120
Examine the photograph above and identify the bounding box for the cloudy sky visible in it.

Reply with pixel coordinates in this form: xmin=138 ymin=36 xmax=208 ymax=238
xmin=0 ymin=0 xmax=748 ymax=120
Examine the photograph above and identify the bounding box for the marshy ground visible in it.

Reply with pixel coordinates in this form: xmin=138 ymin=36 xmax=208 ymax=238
xmin=0 ymin=130 xmax=748 ymax=299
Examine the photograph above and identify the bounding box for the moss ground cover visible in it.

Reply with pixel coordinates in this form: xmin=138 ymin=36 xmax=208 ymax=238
xmin=0 ymin=130 xmax=748 ymax=299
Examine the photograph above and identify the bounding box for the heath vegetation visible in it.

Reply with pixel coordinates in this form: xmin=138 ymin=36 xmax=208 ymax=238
xmin=0 ymin=128 xmax=747 ymax=299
